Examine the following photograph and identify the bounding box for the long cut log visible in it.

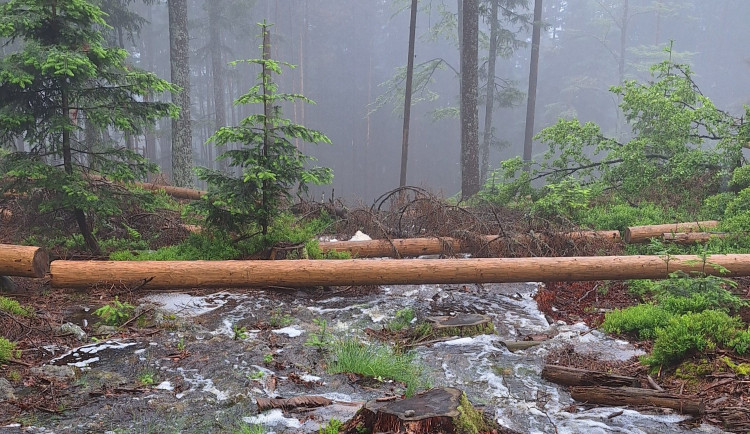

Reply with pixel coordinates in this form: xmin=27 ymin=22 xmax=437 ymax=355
xmin=542 ymin=365 xmax=638 ymax=387
xmin=0 ymin=244 xmax=49 ymax=278
xmin=49 ymin=254 xmax=750 ymax=289
xmin=319 ymin=231 xmax=621 ymax=258
xmin=662 ymin=232 xmax=727 ymax=245
xmin=570 ymin=386 xmax=704 ymax=415
xmin=624 ymin=221 xmax=719 ymax=243
xmin=132 ymin=181 xmax=205 ymax=200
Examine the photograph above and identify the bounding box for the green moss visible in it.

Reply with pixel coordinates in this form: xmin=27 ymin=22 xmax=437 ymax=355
xmin=721 ymin=356 xmax=750 ymax=376
xmin=674 ymin=360 xmax=713 ymax=380
xmin=601 ymin=304 xmax=672 ymax=340
xmin=456 ymin=393 xmax=490 ymax=434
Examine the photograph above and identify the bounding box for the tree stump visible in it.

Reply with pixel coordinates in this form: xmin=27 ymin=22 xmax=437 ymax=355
xmin=341 ymin=387 xmax=495 ymax=434
xmin=427 ymin=314 xmax=495 ymax=338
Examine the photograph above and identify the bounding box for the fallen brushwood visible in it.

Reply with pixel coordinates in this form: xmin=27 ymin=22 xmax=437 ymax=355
xmin=542 ymin=365 xmax=639 ymax=387
xmin=570 ymin=386 xmax=704 ymax=415
xmin=48 ymin=253 xmax=750 ymax=289
xmin=318 ymin=230 xmax=620 ymax=258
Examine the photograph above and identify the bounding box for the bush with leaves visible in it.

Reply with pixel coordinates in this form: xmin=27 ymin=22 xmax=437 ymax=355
xmin=481 ymin=47 xmax=747 ymax=215
xmin=195 ymin=22 xmax=332 ymax=239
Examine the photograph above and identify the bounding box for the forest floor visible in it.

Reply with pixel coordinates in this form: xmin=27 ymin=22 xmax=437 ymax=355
xmin=0 ymin=200 xmax=749 ymax=432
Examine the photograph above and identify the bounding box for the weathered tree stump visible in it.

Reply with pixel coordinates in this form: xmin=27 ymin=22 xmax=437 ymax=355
xmin=427 ymin=314 xmax=495 ymax=338
xmin=341 ymin=387 xmax=495 ymax=434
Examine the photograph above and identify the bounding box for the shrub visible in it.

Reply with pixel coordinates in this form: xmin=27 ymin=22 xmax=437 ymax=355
xmin=601 ymin=304 xmax=672 ymax=340
xmin=0 ymin=296 xmax=30 ymax=316
xmin=0 ymin=337 xmax=19 ymax=363
xmin=643 ymin=310 xmax=744 ymax=367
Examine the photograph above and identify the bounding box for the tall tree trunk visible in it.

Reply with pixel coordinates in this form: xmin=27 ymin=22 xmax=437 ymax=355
xmin=143 ymin=4 xmax=157 ymax=179
xmin=208 ymin=0 xmax=227 ymax=171
xmin=480 ymin=0 xmax=499 ymax=183
xmin=460 ymin=0 xmax=480 ymax=198
xmin=618 ymin=0 xmax=629 ymax=84
xmin=399 ymin=0 xmax=418 ymax=188
xmin=62 ymin=86 xmax=100 ymax=255
xmin=261 ymin=24 xmax=272 ymax=235
xmin=168 ymin=0 xmax=194 ymax=188
xmin=523 ymin=0 xmax=543 ymax=168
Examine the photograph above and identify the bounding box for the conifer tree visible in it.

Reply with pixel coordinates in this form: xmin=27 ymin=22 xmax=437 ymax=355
xmin=196 ymin=22 xmax=332 ymax=237
xmin=0 ymin=0 xmax=177 ymax=254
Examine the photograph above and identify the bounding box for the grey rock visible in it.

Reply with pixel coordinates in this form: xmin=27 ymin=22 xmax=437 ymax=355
xmin=60 ymin=322 xmax=87 ymax=342
xmin=0 ymin=377 xmax=15 ymax=401
xmin=31 ymin=365 xmax=77 ymax=380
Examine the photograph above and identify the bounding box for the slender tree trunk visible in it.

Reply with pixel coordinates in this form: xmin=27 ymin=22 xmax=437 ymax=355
xmin=523 ymin=0 xmax=543 ymax=169
xmin=168 ymin=0 xmax=194 ymax=187
xmin=62 ymin=86 xmax=100 ymax=255
xmin=618 ymin=0 xmax=628 ymax=84
xmin=261 ymin=24 xmax=272 ymax=234
xmin=460 ymin=0 xmax=480 ymax=198
xmin=480 ymin=0 xmax=499 ymax=183
xmin=399 ymin=0 xmax=418 ymax=188
xmin=208 ymin=0 xmax=227 ymax=171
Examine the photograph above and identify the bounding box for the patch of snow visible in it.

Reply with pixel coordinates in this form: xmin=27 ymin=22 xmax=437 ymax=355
xmin=272 ymin=325 xmax=304 ymax=337
xmin=155 ymin=381 xmax=173 ymax=391
xmin=349 ymin=230 xmax=371 ymax=241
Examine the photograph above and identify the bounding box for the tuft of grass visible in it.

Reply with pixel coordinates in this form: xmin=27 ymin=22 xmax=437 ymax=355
xmin=318 ymin=418 xmax=343 ymax=434
xmin=328 ymin=339 xmax=425 ymax=396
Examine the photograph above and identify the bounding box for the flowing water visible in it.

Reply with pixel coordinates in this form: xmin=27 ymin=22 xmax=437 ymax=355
xmin=5 ymin=280 xmax=727 ymax=433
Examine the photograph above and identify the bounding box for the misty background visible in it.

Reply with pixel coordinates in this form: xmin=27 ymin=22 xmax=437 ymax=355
xmin=114 ymin=0 xmax=750 ymax=203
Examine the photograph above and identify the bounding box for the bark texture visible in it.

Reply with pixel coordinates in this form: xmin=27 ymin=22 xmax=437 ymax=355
xmin=168 ymin=0 xmax=194 ymax=187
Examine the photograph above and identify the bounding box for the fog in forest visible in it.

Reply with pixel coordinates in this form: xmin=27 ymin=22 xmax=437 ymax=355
xmin=85 ymin=0 xmax=750 ymax=203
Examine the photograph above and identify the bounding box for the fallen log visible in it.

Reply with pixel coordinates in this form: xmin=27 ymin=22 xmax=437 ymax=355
xmin=49 ymin=254 xmax=750 ymax=289
xmin=624 ymin=221 xmax=719 ymax=243
xmin=662 ymin=232 xmax=727 ymax=245
xmin=256 ymin=395 xmax=332 ymax=411
xmin=87 ymin=175 xmax=206 ymax=200
xmin=318 ymin=231 xmax=621 ymax=258
xmin=570 ymin=386 xmax=704 ymax=415
xmin=542 ymin=365 xmax=639 ymax=387
xmin=132 ymin=181 xmax=205 ymax=200
xmin=0 ymin=244 xmax=49 ymax=278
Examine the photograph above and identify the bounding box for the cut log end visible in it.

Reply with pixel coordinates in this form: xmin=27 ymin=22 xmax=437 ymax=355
xmin=0 ymin=244 xmax=49 ymax=278
xmin=341 ymin=387 xmax=495 ymax=434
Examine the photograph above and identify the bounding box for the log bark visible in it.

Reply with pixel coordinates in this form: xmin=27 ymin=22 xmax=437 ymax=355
xmin=624 ymin=221 xmax=719 ymax=243
xmin=542 ymin=365 xmax=638 ymax=387
xmin=0 ymin=244 xmax=49 ymax=278
xmin=570 ymin=386 xmax=704 ymax=415
xmin=49 ymin=254 xmax=750 ymax=289
xmin=319 ymin=231 xmax=620 ymax=258
xmin=662 ymin=232 xmax=727 ymax=244
xmin=256 ymin=395 xmax=332 ymax=411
